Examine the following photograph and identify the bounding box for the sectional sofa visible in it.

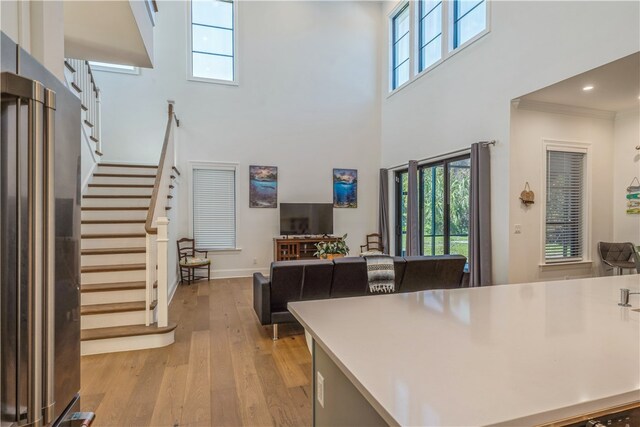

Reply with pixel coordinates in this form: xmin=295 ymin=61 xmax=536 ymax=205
xmin=253 ymin=255 xmax=467 ymax=339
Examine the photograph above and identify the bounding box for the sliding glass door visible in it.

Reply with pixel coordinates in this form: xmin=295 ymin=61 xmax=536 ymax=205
xmin=396 ymin=155 xmax=470 ymax=258
xmin=446 ymin=157 xmax=471 ymax=258
xmin=420 ymin=164 xmax=445 ymax=255
xmin=396 ymin=170 xmax=409 ymax=256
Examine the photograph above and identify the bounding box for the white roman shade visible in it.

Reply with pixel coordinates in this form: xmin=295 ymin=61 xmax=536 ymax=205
xmin=193 ymin=167 xmax=236 ymax=250
xmin=545 ymin=149 xmax=586 ymax=262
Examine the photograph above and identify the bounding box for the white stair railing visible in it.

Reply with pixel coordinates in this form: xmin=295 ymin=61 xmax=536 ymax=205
xmin=64 ymin=59 xmax=102 ymax=155
xmin=145 ymin=102 xmax=179 ymax=327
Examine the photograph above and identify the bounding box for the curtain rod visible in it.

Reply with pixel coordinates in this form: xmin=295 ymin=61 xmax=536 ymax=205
xmin=386 ymin=140 xmax=496 ymax=171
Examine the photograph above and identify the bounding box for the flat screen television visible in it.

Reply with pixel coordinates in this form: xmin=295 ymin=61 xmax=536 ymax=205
xmin=280 ymin=203 xmax=333 ymax=236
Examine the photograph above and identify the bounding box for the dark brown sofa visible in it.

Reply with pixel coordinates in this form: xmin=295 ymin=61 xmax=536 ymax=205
xmin=253 ymin=255 xmax=467 ymax=339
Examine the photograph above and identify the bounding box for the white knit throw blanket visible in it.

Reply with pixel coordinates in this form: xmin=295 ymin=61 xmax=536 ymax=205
xmin=364 ymin=255 xmax=395 ymax=293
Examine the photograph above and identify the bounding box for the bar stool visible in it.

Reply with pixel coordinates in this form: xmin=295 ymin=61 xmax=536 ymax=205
xmin=597 ymin=242 xmax=638 ymax=275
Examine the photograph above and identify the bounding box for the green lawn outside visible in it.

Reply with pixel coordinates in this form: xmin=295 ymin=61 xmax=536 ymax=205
xmin=399 ymin=234 xmax=469 ymax=259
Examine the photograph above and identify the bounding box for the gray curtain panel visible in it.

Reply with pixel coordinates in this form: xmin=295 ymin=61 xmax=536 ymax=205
xmin=406 ymin=160 xmax=420 ymax=256
xmin=470 ymin=143 xmax=492 ymax=286
xmin=378 ymin=169 xmax=390 ymax=254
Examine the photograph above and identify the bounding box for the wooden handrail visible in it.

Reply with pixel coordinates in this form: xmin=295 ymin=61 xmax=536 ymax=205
xmin=145 ymin=102 xmax=176 ymax=234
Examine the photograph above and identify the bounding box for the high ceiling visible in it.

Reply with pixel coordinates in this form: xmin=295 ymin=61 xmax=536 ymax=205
xmin=519 ymin=52 xmax=640 ymax=113
xmin=64 ymin=1 xmax=155 ymax=68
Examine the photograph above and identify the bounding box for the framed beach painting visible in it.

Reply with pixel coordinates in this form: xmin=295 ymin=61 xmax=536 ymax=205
xmin=333 ymin=168 xmax=357 ymax=208
xmin=249 ymin=165 xmax=278 ymax=208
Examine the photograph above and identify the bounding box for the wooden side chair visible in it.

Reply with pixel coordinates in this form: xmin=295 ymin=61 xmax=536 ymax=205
xmin=177 ymin=238 xmax=211 ymax=285
xmin=360 ymin=233 xmax=384 ymax=254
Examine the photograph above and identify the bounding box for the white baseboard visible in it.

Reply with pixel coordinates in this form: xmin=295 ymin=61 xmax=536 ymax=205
xmin=210 ymin=267 xmax=269 ymax=279
xmin=168 ymin=277 xmax=179 ymax=304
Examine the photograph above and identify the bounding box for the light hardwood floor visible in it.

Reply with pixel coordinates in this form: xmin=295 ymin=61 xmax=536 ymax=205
xmin=80 ymin=278 xmax=313 ymax=426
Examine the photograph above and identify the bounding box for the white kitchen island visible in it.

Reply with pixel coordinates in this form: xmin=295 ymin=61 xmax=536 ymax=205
xmin=288 ymin=275 xmax=640 ymax=426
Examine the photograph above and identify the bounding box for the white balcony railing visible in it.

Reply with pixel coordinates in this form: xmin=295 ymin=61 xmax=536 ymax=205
xmin=65 ymin=59 xmax=102 ymax=156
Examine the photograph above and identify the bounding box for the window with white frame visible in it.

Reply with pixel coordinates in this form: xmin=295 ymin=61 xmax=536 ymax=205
xmin=392 ymin=0 xmax=489 ymax=90
xmin=453 ymin=0 xmax=487 ymax=49
xmin=544 ymin=148 xmax=587 ymax=263
xmin=418 ymin=1 xmax=443 ymax=71
xmin=189 ymin=0 xmax=235 ymax=83
xmin=89 ymin=61 xmax=139 ymax=75
xmin=192 ymin=166 xmax=236 ymax=250
xmin=391 ymin=3 xmax=410 ymax=90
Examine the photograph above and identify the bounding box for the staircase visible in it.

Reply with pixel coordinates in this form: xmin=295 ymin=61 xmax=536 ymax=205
xmin=80 ymin=162 xmax=176 ymax=355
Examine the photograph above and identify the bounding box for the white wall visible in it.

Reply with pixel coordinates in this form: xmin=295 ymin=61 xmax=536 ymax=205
xmin=508 ymin=106 xmax=615 ymax=284
xmin=95 ymin=1 xmax=382 ymax=277
xmin=1 ymin=0 xmax=65 ymax=82
xmin=379 ymin=0 xmax=640 ymax=284
xmin=613 ymin=108 xmax=640 ymax=243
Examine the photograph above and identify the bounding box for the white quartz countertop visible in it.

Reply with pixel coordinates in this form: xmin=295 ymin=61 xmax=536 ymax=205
xmin=288 ymin=275 xmax=640 ymax=426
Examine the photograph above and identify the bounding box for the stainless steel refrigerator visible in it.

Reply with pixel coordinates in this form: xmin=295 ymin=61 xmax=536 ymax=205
xmin=1 ymin=32 xmax=82 ymax=426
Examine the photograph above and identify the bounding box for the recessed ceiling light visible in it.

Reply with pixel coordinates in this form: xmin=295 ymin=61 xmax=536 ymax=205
xmin=583 ymin=85 xmax=594 ymax=91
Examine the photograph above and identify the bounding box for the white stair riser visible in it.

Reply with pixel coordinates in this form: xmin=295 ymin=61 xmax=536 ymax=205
xmin=81 ymin=222 xmax=145 ymax=234
xmin=81 ymin=252 xmax=145 ymax=266
xmin=96 ymin=166 xmax=157 ymax=175
xmin=81 ymin=310 xmax=146 ymax=330
xmin=81 ymin=237 xmax=146 ymax=249
xmin=81 ymin=269 xmax=145 ymax=284
xmin=86 ymin=186 xmax=153 ymax=196
xmin=81 ymin=288 xmax=146 ymax=305
xmin=81 ymin=210 xmax=147 ymax=221
xmin=81 ymin=330 xmax=174 ymax=356
xmin=91 ymin=176 xmax=155 ymax=186
xmin=82 ymin=198 xmax=150 ymax=208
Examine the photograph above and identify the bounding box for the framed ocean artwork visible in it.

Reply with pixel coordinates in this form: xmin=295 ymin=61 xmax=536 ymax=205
xmin=250 ymin=165 xmax=278 ymax=208
xmin=333 ymin=168 xmax=357 ymax=208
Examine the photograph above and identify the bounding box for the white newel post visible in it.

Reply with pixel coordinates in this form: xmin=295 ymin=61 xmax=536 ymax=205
xmin=157 ymin=217 xmax=169 ymax=327
xmin=145 ymin=233 xmax=153 ymax=326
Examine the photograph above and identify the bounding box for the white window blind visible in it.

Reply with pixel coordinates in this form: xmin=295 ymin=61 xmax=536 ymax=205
xmin=545 ymin=150 xmax=585 ymax=262
xmin=193 ymin=168 xmax=236 ymax=250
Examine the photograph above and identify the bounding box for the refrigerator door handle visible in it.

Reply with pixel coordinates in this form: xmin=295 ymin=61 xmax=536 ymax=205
xmin=42 ymin=87 xmax=56 ymax=424
xmin=27 ymin=93 xmax=44 ymax=427
xmin=2 ymin=71 xmax=47 ymax=427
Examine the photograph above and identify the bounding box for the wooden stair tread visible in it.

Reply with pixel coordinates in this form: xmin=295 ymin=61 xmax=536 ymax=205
xmin=93 ymin=173 xmax=156 ymax=178
xmin=88 ymin=183 xmax=154 ymax=188
xmin=81 ymin=300 xmax=157 ymax=315
xmin=81 ymin=281 xmax=150 ymax=293
xmin=81 ymin=219 xmax=145 ymax=224
xmin=81 ymin=207 xmax=148 ymax=211
xmin=81 ymin=247 xmax=146 ymax=255
xmin=83 ymin=194 xmax=151 ymax=199
xmin=81 ymin=233 xmax=145 ymax=239
xmin=81 ymin=322 xmax=177 ymax=341
xmin=81 ymin=263 xmax=145 ymax=273
xmin=99 ymin=163 xmax=158 ymax=169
